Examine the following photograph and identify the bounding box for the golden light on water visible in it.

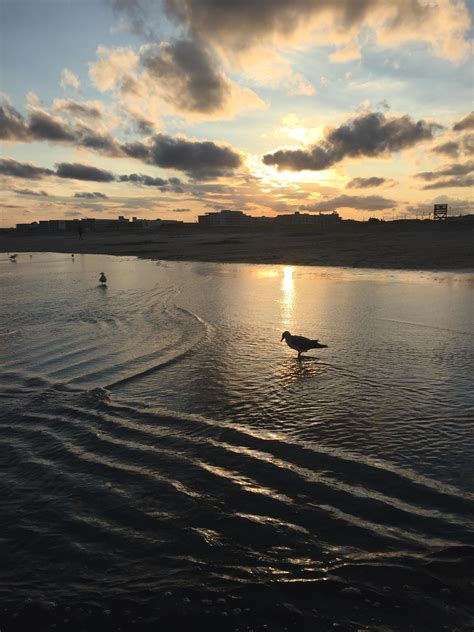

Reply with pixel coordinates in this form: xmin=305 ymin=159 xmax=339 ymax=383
xmin=281 ymin=265 xmax=295 ymax=327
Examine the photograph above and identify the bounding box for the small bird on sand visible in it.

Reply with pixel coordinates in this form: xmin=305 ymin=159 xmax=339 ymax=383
xmin=281 ymin=331 xmax=328 ymax=358
xmin=99 ymin=272 xmax=107 ymax=284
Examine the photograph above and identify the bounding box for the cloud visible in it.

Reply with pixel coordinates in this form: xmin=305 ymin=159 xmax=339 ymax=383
xmin=0 ymin=103 xmax=31 ymax=141
xmin=163 ymin=0 xmax=471 ymax=62
xmin=53 ymin=98 xmax=103 ymax=120
xmin=415 ymin=160 xmax=474 ymax=181
xmin=110 ymin=0 xmax=158 ymax=39
xmin=170 ymin=207 xmax=190 ymax=213
xmin=422 ymin=176 xmax=473 ymax=189
xmin=431 ymin=133 xmax=473 ymax=158
xmin=149 ymin=134 xmax=242 ymax=178
xmin=121 ymin=134 xmax=243 ymax=179
xmin=415 ymin=160 xmax=474 ymax=190
xmin=119 ymin=173 xmax=169 ymax=187
xmin=28 ymin=110 xmax=77 ymax=142
xmin=453 ymin=111 xmax=474 ymax=132
xmin=431 ymin=140 xmax=461 ymax=158
xmin=264 ymin=111 xmax=440 ymax=171
xmin=14 ymin=188 xmax=49 ymax=197
xmin=60 ymin=69 xmax=81 ymax=92
xmin=64 ymin=211 xmax=83 ymax=217
xmin=55 ymin=163 xmax=115 ymax=182
xmin=74 ymin=191 xmax=108 ymax=199
xmin=300 ymin=194 xmax=397 ymax=212
xmin=89 ymin=46 xmax=139 ymax=92
xmin=346 ymin=176 xmax=387 ymax=188
xmin=1 ymin=101 xmax=123 ymax=156
xmin=142 ymin=38 xmax=231 ymax=114
xmin=404 ymin=195 xmax=474 ymax=218
xmin=0 ymin=158 xmax=54 ymax=179
xmin=90 ymin=42 xmax=265 ymax=121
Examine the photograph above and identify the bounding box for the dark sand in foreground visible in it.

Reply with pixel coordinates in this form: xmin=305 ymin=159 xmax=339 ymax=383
xmin=1 ymin=222 xmax=473 ymax=270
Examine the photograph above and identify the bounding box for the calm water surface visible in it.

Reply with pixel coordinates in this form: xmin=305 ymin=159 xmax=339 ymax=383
xmin=1 ymin=253 xmax=473 ymax=627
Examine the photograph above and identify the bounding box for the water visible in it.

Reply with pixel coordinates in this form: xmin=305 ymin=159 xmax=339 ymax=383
xmin=1 ymin=253 xmax=473 ymax=630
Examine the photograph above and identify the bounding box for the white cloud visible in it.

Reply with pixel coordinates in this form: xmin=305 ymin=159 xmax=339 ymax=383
xmin=60 ymin=69 xmax=81 ymax=92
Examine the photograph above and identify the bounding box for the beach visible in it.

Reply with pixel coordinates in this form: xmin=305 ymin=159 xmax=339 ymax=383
xmin=1 ymin=221 xmax=473 ymax=270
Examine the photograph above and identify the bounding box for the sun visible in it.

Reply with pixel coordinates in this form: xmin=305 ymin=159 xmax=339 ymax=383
xmin=246 ymin=154 xmax=337 ymax=187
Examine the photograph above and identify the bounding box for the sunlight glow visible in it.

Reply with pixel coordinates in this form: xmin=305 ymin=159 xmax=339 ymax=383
xmin=281 ymin=266 xmax=295 ymax=327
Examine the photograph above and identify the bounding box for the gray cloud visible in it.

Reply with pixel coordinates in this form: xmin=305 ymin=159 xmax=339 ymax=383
xmin=110 ymin=0 xmax=158 ymax=39
xmin=0 ymin=103 xmax=31 ymax=141
xmin=346 ymin=176 xmax=387 ymax=188
xmin=29 ymin=110 xmax=77 ymax=142
xmin=121 ymin=134 xmax=242 ymax=178
xmin=53 ymin=99 xmax=102 ymax=120
xmin=55 ymin=163 xmax=115 ymax=182
xmin=170 ymin=207 xmax=190 ymax=213
xmin=416 ymin=160 xmax=474 ymax=181
xmin=162 ymin=0 xmax=470 ymax=64
xmin=119 ymin=172 xmax=185 ymax=192
xmin=405 ymin=196 xmax=474 ymax=218
xmin=423 ymin=176 xmax=473 ymax=189
xmin=264 ymin=111 xmax=440 ymax=171
xmin=77 ymin=127 xmax=123 ymax=155
xmin=119 ymin=172 xmax=169 ymax=187
xmin=431 ymin=140 xmax=460 ymax=158
xmin=0 ymin=158 xmax=54 ymax=179
xmin=1 ymin=102 xmax=121 ymax=156
xmin=74 ymin=191 xmax=108 ymax=199
xmin=148 ymin=134 xmax=242 ymax=178
xmin=1 ymin=98 xmax=241 ymax=179
xmin=300 ymin=194 xmax=397 ymax=212
xmin=431 ymin=134 xmax=473 ymax=158
xmin=142 ymin=38 xmax=230 ymax=113
xmin=133 ymin=116 xmax=155 ymax=136
xmin=14 ymin=188 xmax=49 ymax=197
xmin=453 ymin=111 xmax=474 ymax=132
xmin=121 ymin=141 xmax=152 ymax=161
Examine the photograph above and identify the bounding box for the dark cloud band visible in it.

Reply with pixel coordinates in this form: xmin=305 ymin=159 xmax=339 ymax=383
xmin=263 ymin=111 xmax=440 ymax=171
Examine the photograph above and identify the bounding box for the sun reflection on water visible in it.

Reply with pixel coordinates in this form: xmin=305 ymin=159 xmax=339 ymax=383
xmin=281 ymin=266 xmax=295 ymax=329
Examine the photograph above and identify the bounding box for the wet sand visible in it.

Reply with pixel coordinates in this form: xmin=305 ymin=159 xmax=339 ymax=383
xmin=1 ymin=222 xmax=473 ymax=270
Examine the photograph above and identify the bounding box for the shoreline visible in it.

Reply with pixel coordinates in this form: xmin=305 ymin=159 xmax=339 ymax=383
xmin=1 ymin=223 xmax=473 ymax=271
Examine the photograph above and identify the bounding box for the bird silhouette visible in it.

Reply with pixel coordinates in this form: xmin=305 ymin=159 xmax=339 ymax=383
xmin=281 ymin=331 xmax=328 ymax=358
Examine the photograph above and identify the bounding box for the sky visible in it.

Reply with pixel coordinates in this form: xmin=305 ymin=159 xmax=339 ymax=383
xmin=0 ymin=0 xmax=473 ymax=227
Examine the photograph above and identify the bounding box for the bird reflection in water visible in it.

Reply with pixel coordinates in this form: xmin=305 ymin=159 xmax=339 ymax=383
xmin=275 ymin=356 xmax=327 ymax=385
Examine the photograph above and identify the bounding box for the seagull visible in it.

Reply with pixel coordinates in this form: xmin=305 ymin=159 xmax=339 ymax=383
xmin=99 ymin=272 xmax=107 ymax=284
xmin=281 ymin=331 xmax=328 ymax=358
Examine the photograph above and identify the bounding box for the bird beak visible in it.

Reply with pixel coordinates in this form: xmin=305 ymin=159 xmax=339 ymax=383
xmin=280 ymin=334 xmax=284 ymax=342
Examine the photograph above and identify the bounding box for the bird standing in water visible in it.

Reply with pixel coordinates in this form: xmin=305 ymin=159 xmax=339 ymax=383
xmin=99 ymin=272 xmax=107 ymax=284
xmin=281 ymin=331 xmax=328 ymax=358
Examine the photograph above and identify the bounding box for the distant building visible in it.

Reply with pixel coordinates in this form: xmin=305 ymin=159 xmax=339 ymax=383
xmin=141 ymin=218 xmax=184 ymax=228
xmin=274 ymin=211 xmax=341 ymax=225
xmin=198 ymin=209 xmax=251 ymax=227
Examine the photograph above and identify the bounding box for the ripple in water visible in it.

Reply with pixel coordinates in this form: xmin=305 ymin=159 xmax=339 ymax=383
xmin=1 ymin=253 xmax=473 ymax=630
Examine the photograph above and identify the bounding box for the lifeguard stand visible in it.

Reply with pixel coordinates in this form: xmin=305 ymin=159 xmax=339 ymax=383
xmin=433 ymin=203 xmax=448 ymax=220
